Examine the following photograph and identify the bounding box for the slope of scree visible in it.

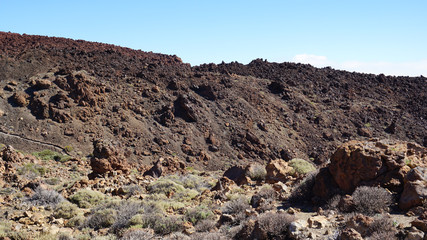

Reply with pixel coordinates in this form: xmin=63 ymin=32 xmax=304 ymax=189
xmin=0 ymin=32 xmax=426 ymax=170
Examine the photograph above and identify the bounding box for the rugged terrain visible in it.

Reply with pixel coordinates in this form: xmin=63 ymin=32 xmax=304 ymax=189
xmin=0 ymin=32 xmax=426 ymax=239
xmin=1 ymin=32 xmax=426 ymax=170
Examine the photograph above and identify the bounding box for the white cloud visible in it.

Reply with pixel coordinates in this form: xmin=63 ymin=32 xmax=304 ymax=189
xmin=292 ymin=54 xmax=330 ymax=67
xmin=292 ymin=54 xmax=427 ymax=77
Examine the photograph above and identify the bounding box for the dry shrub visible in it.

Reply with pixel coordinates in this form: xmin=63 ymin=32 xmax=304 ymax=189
xmin=26 ymin=187 xmax=64 ymax=207
xmin=288 ymin=171 xmax=317 ymax=203
xmin=257 ymin=212 xmax=295 ymax=239
xmin=190 ymin=232 xmax=227 ymax=240
xmin=352 ymin=186 xmax=392 ymax=215
xmin=367 ymin=216 xmax=396 ymax=239
xmin=120 ymin=229 xmax=155 ymax=240
xmin=251 ymin=185 xmax=276 ymax=211
xmin=84 ymin=208 xmax=117 ymax=230
xmin=110 ymin=201 xmax=144 ymax=234
xmin=195 ymin=219 xmax=217 ymax=232
xmin=247 ymin=164 xmax=267 ymax=181
xmin=163 ymin=232 xmax=191 ymax=240
xmin=222 ymin=197 xmax=250 ymax=223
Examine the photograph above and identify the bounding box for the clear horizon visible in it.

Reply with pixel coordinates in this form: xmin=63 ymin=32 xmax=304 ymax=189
xmin=1 ymin=1 xmax=426 ymax=76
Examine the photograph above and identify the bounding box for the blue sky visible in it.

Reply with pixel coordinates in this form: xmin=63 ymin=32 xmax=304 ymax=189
xmin=1 ymin=0 xmax=426 ymax=76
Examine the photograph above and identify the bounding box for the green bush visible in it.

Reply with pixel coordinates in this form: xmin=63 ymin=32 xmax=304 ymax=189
xmin=147 ymin=177 xmax=200 ymax=201
xmin=129 ymin=213 xmax=184 ymax=235
xmin=84 ymin=208 xmax=117 ymax=229
xmin=147 ymin=179 xmax=185 ymax=196
xmin=185 ymin=205 xmax=214 ymax=225
xmin=65 ymin=215 xmax=85 ymax=228
xmin=0 ymin=221 xmax=28 ymax=240
xmin=18 ymin=163 xmax=47 ymax=177
xmin=247 ymin=164 xmax=267 ymax=181
xmin=152 ymin=215 xmax=184 ymax=235
xmin=32 ymin=149 xmax=71 ymax=162
xmin=288 ymin=158 xmax=316 ymax=176
xmin=69 ymin=189 xmax=105 ymax=208
xmin=53 ymin=201 xmax=81 ymax=219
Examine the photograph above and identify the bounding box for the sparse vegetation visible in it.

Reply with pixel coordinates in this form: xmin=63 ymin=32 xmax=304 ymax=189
xmin=17 ymin=163 xmax=47 ymax=177
xmin=32 ymin=149 xmax=71 ymax=162
xmin=0 ymin=32 xmax=424 ymax=240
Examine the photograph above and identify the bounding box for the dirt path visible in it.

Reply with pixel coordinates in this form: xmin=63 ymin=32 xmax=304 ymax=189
xmin=0 ymin=129 xmax=66 ymax=153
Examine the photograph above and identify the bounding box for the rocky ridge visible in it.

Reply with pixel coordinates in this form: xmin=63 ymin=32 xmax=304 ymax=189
xmin=0 ymin=32 xmax=426 ymax=239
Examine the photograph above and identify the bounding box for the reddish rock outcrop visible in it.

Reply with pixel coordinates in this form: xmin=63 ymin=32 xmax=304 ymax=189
xmin=411 ymin=211 xmax=427 ymax=232
xmin=88 ymin=139 xmax=130 ymax=179
xmin=265 ymin=159 xmax=293 ymax=183
xmin=223 ymin=166 xmax=250 ymax=186
xmin=143 ymin=157 xmax=186 ymax=178
xmin=399 ymin=167 xmax=427 ymax=210
xmin=328 ymin=139 xmax=426 ymax=193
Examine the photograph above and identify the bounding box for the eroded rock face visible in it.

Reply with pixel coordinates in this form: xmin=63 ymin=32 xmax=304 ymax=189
xmin=411 ymin=211 xmax=427 ymax=232
xmin=328 ymin=139 xmax=426 ymax=193
xmin=265 ymin=159 xmax=293 ymax=183
xmin=143 ymin=157 xmax=186 ymax=178
xmin=399 ymin=167 xmax=427 ymax=210
xmin=89 ymin=139 xmax=130 ymax=179
xmin=223 ymin=166 xmax=250 ymax=186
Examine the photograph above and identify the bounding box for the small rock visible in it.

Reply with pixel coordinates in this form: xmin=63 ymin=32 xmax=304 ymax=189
xmin=406 ymin=227 xmax=424 ymax=240
xmin=33 ymin=79 xmax=52 ymax=89
xmin=340 ymin=228 xmax=364 ymax=240
xmin=11 ymin=92 xmax=29 ymax=107
xmin=308 ymin=215 xmax=330 ymax=229
xmin=287 ymin=207 xmax=298 ymax=214
xmin=288 ymin=219 xmax=308 ymax=238
xmin=219 ymin=214 xmax=234 ymax=225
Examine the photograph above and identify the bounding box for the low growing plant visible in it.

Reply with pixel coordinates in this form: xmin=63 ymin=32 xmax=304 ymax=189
xmin=185 ymin=205 xmax=215 ymax=225
xmin=288 ymin=158 xmax=316 ymax=176
xmin=26 ymin=187 xmax=64 ymax=207
xmin=69 ymin=189 xmax=105 ymax=208
xmin=352 ymin=186 xmax=392 ymax=215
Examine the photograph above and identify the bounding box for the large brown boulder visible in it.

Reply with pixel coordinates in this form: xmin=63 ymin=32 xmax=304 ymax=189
xmin=328 ymin=139 xmax=426 ymax=193
xmin=265 ymin=159 xmax=293 ymax=183
xmin=223 ymin=166 xmax=250 ymax=185
xmin=89 ymin=139 xmax=130 ymax=179
xmin=399 ymin=167 xmax=427 ymax=210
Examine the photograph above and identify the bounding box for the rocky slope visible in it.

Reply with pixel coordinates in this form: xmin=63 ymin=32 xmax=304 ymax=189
xmin=0 ymin=32 xmax=426 ymax=172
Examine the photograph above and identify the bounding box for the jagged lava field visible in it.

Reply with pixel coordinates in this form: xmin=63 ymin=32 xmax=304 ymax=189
xmin=0 ymin=32 xmax=426 ymax=239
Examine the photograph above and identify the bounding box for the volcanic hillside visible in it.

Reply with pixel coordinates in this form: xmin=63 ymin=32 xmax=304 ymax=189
xmin=0 ymin=32 xmax=426 ymax=170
